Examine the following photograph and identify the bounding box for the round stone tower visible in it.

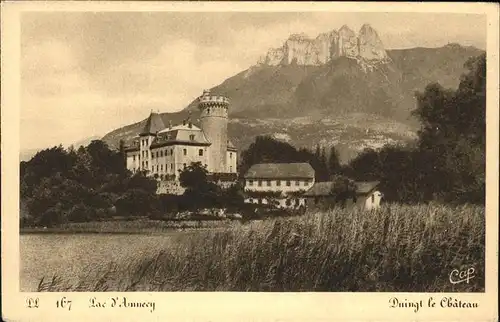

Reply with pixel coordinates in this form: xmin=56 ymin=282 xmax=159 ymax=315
xmin=198 ymin=89 xmax=229 ymax=173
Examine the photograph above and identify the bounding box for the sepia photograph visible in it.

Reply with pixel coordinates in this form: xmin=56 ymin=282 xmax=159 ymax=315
xmin=9 ymin=5 xmax=492 ymax=298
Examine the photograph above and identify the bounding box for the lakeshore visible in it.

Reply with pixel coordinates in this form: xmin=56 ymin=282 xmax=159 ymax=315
xmin=20 ymin=218 xmax=241 ymax=234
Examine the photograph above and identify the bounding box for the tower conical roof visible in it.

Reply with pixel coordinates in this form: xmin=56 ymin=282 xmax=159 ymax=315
xmin=139 ymin=112 xmax=165 ymax=136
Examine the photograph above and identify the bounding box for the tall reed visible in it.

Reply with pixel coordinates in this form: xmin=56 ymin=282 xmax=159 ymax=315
xmin=38 ymin=203 xmax=485 ymax=292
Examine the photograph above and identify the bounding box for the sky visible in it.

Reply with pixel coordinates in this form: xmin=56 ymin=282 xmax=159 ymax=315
xmin=20 ymin=12 xmax=486 ymax=151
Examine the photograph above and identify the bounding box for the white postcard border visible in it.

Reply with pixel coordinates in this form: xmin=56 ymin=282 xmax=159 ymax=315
xmin=1 ymin=2 xmax=498 ymax=321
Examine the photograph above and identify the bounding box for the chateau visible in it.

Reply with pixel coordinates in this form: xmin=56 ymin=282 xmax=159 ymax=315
xmin=125 ymin=90 xmax=238 ymax=193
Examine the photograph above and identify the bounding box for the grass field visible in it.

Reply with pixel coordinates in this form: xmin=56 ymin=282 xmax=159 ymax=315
xmin=37 ymin=203 xmax=485 ymax=292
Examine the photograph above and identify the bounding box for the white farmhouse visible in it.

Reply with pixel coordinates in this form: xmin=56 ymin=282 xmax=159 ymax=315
xmin=243 ymin=162 xmax=315 ymax=208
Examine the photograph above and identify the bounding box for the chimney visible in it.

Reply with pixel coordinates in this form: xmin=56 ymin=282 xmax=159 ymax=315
xmin=182 ymin=119 xmax=186 ymax=126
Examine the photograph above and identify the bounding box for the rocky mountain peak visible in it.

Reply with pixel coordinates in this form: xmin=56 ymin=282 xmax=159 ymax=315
xmin=360 ymin=23 xmax=374 ymax=32
xmin=339 ymin=24 xmax=355 ymax=35
xmin=358 ymin=24 xmax=388 ymax=61
xmin=258 ymin=23 xmax=390 ymax=67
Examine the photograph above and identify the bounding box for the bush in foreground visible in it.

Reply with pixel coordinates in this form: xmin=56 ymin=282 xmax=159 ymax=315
xmin=38 ymin=203 xmax=485 ymax=292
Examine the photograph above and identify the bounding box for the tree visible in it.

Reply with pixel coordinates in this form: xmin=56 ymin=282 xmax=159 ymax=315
xmin=179 ymin=162 xmax=209 ymax=189
xmin=239 ymin=136 xmax=303 ymax=176
xmin=413 ymin=53 xmax=485 ymax=203
xmin=328 ymin=146 xmax=341 ymax=176
xmin=329 ymin=174 xmax=357 ymax=206
xmin=119 ymin=139 xmax=127 ymax=169
xmin=179 ymin=162 xmax=221 ymax=210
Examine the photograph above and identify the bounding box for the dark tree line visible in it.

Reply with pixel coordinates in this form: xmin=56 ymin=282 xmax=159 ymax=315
xmin=239 ymin=136 xmax=342 ymax=182
xmin=20 ymin=140 xmax=158 ymax=227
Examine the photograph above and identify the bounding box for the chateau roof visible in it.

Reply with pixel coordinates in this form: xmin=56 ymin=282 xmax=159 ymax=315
xmin=304 ymin=181 xmax=380 ymax=197
xmin=140 ymin=112 xmax=166 ymax=136
xmin=151 ymin=125 xmax=210 ymax=148
xmin=244 ymin=162 xmax=315 ymax=179
xmin=158 ymin=124 xmax=202 ymax=133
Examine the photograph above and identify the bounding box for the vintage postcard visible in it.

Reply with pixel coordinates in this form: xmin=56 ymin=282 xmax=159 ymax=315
xmin=1 ymin=1 xmax=499 ymax=321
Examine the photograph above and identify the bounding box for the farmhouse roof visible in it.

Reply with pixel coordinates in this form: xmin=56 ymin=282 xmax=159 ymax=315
xmin=244 ymin=162 xmax=315 ymax=179
xmin=304 ymin=180 xmax=380 ymax=196
xmin=139 ymin=112 xmax=166 ymax=136
xmin=355 ymin=181 xmax=380 ymax=194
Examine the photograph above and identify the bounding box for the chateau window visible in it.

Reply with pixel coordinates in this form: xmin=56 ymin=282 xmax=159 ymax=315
xmin=156 ymin=165 xmax=159 ymax=172
xmin=230 ymin=153 xmax=232 ymax=159
xmin=199 ymin=149 xmax=203 ymax=156
xmin=132 ymin=155 xmax=136 ymax=161
xmin=160 ymin=164 xmax=163 ymax=171
xmin=146 ymin=151 xmax=149 ymax=157
xmin=286 ymin=180 xmax=291 ymax=187
xmin=295 ymin=180 xmax=300 ymax=186
xmin=171 ymin=164 xmax=174 ymax=171
xmin=151 ymin=152 xmax=154 ymax=159
xmin=371 ymin=194 xmax=375 ymax=203
xmin=277 ymin=180 xmax=281 ymax=186
xmin=230 ymin=166 xmax=233 ymax=172
xmin=267 ymin=180 xmax=271 ymax=186
xmin=207 ymin=108 xmax=210 ymax=114
xmin=183 ymin=149 xmax=187 ymax=156
xmin=145 ymin=161 xmax=148 ymax=168
xmin=160 ymin=150 xmax=163 ymax=157
xmin=190 ymin=134 xmax=195 ymax=141
xmin=258 ymin=180 xmax=262 ymax=187
xmin=248 ymin=180 xmax=253 ymax=186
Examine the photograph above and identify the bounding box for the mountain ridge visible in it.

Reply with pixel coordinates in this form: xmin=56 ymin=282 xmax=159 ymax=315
xmin=101 ymin=43 xmax=484 ymax=163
